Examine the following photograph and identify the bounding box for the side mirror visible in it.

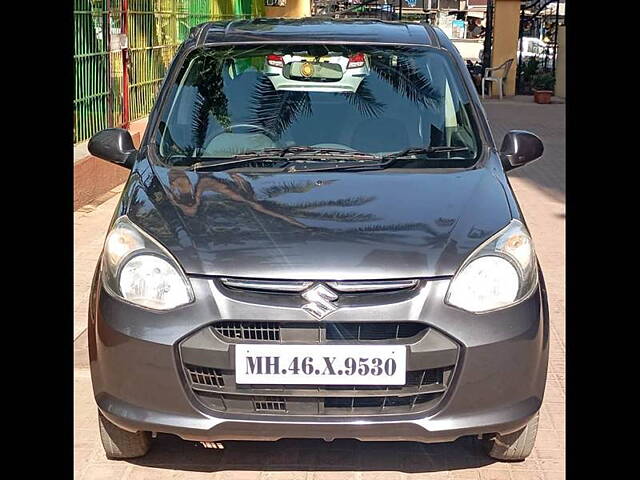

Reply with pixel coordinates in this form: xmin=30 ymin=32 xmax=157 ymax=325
xmin=87 ymin=128 xmax=138 ymax=169
xmin=500 ymin=130 xmax=544 ymax=171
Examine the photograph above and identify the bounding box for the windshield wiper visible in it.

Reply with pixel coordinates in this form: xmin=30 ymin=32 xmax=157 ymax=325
xmin=189 ymin=156 xmax=285 ymax=171
xmin=285 ymin=159 xmax=386 ymax=173
xmin=188 ymin=147 xmax=468 ymax=172
xmin=225 ymin=146 xmax=380 ymax=160
xmin=188 ymin=147 xmax=380 ymax=171
xmin=273 ymin=146 xmax=380 ymax=159
xmin=285 ymin=147 xmax=473 ymax=173
xmin=387 ymin=146 xmax=470 ymax=159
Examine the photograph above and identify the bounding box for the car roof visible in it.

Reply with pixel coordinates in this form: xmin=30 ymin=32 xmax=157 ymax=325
xmin=190 ymin=18 xmax=440 ymax=47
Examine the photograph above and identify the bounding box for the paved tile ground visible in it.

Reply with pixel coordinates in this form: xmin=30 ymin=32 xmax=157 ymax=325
xmin=74 ymin=96 xmax=565 ymax=479
xmin=73 ymin=186 xmax=123 ymax=340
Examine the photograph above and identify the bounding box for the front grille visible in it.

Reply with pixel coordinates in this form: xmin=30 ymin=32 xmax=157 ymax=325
xmin=220 ymin=277 xmax=419 ymax=293
xmin=212 ymin=321 xmax=428 ymax=343
xmin=181 ymin=322 xmax=459 ymax=419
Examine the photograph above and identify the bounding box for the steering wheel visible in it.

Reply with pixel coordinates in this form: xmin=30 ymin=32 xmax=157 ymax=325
xmin=209 ymin=124 xmax=278 ymax=142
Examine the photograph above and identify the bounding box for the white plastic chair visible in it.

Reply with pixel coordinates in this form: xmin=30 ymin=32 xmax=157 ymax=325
xmin=481 ymin=58 xmax=514 ymax=99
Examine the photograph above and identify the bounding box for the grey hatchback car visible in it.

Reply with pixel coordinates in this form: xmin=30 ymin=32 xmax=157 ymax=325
xmin=87 ymin=19 xmax=549 ymax=462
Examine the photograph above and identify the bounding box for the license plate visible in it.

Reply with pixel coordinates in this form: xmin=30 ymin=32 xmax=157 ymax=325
xmin=235 ymin=344 xmax=406 ymax=385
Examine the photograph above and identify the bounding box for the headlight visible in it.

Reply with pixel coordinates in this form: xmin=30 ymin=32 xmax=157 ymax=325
xmin=445 ymin=219 xmax=538 ymax=313
xmin=101 ymin=216 xmax=194 ymax=310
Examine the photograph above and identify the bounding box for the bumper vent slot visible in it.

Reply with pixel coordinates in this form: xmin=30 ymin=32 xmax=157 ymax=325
xmin=324 ymin=393 xmax=437 ymax=410
xmin=325 ymin=322 xmax=424 ymax=341
xmin=214 ymin=321 xmax=280 ymax=341
xmin=185 ymin=364 xmax=225 ymax=388
xmin=185 ymin=364 xmax=452 ymax=417
xmin=253 ymin=396 xmax=287 ymax=412
xmin=194 ymin=392 xmax=442 ymax=416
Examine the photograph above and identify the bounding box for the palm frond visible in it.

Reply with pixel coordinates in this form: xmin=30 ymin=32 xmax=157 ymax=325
xmin=353 ymin=222 xmax=438 ymax=233
xmin=340 ymin=77 xmax=385 ymax=118
xmin=281 ymin=196 xmax=376 ymax=210
xmin=290 ymin=211 xmax=379 ymax=222
xmin=249 ymin=76 xmax=313 ymax=138
xmin=261 ymin=180 xmax=335 ymax=198
xmin=189 ymin=53 xmax=231 ymax=152
xmin=369 ymin=54 xmax=440 ymax=108
xmin=191 ymin=93 xmax=212 ymax=151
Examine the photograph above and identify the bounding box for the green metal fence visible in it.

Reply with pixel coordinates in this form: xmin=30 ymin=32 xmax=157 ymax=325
xmin=74 ymin=0 xmax=265 ymax=143
xmin=74 ymin=0 xmax=112 ymax=143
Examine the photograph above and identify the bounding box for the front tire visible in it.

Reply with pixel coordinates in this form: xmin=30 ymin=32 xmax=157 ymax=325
xmin=483 ymin=412 xmax=539 ymax=461
xmin=98 ymin=410 xmax=151 ymax=459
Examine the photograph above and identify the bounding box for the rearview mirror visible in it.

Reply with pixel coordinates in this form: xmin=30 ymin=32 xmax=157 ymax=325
xmin=499 ymin=130 xmax=544 ymax=171
xmin=88 ymin=128 xmax=138 ymax=169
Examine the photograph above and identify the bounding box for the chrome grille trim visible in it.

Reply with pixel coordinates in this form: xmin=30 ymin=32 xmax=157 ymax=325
xmin=220 ymin=278 xmax=313 ymax=292
xmin=327 ymin=279 xmax=419 ymax=292
xmin=219 ymin=277 xmax=419 ymax=293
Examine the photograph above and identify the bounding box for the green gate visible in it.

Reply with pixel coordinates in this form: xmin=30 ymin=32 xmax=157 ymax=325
xmin=74 ymin=0 xmax=112 ymax=143
xmin=74 ymin=0 xmax=265 ymax=143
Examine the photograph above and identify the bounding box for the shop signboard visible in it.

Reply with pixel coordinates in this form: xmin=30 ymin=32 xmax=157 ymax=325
xmin=452 ymin=19 xmax=466 ymax=39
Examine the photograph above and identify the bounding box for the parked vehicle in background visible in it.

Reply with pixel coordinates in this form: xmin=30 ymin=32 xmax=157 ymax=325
xmin=479 ymin=37 xmax=554 ymax=71
xmin=451 ymin=38 xmax=483 ymax=63
xmin=519 ymin=37 xmax=554 ymax=68
xmin=87 ymin=18 xmax=549 ymax=463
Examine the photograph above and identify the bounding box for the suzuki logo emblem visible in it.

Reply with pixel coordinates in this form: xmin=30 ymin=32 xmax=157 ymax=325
xmin=301 ymin=284 xmax=339 ymax=319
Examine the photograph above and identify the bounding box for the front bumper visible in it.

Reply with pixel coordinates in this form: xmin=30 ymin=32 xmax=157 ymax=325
xmin=89 ymin=274 xmax=549 ymax=444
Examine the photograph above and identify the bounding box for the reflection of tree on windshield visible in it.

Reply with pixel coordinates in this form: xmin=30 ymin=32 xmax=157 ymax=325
xmin=249 ymin=76 xmax=313 ymax=139
xmin=368 ymin=51 xmax=439 ymax=109
xmin=340 ymin=77 xmax=385 ymax=118
xmin=165 ymin=47 xmax=444 ymax=158
xmin=248 ymin=50 xmax=441 ymax=140
xmin=185 ymin=50 xmax=233 ymax=154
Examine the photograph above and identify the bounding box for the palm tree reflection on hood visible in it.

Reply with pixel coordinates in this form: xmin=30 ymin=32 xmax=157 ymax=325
xmin=165 ymin=170 xmax=453 ymax=249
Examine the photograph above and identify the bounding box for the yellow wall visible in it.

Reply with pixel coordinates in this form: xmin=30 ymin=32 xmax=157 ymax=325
xmin=492 ymin=0 xmax=520 ymax=96
xmin=555 ymin=25 xmax=565 ymax=98
xmin=265 ymin=0 xmax=311 ymax=18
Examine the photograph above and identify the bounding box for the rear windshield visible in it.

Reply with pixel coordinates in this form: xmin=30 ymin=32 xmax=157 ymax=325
xmin=153 ymin=44 xmax=480 ymax=166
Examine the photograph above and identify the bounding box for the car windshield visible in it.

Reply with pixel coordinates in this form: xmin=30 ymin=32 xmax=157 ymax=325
xmin=153 ymin=44 xmax=480 ymax=167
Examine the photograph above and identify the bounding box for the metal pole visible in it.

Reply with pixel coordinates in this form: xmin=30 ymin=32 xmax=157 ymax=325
xmin=399 ymin=0 xmax=403 ymax=21
xmin=552 ymin=0 xmax=560 ymax=75
xmin=481 ymin=0 xmax=493 ymax=69
xmin=106 ymin=0 xmax=113 ymax=129
xmin=516 ymin=2 xmax=525 ymax=94
xmin=122 ymin=0 xmax=130 ymax=129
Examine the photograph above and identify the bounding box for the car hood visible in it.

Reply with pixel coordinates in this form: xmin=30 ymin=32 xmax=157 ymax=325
xmin=125 ymin=162 xmax=512 ymax=279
